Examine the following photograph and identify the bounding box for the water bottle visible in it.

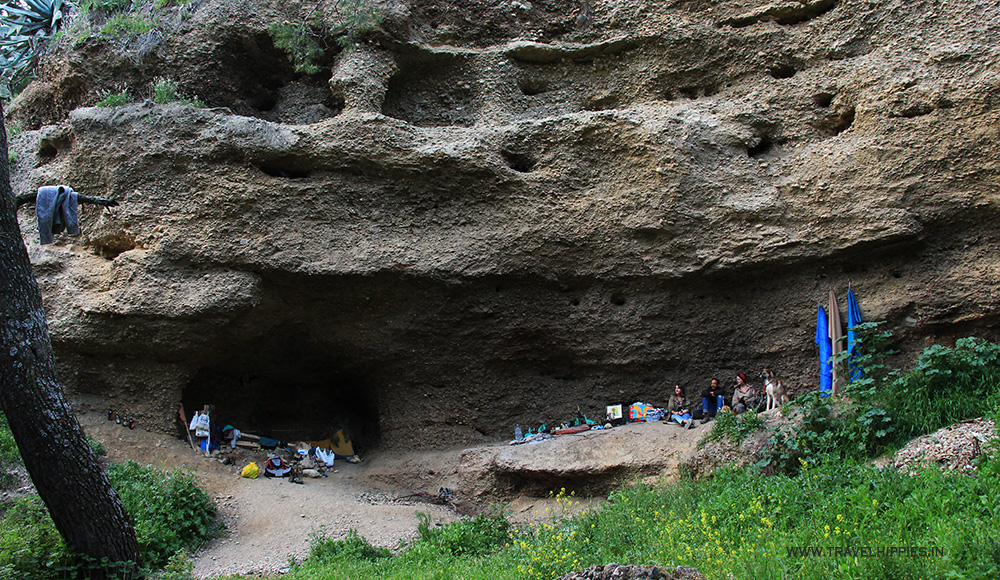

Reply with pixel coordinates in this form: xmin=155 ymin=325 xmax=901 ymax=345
xmin=514 ymin=424 xmax=523 ymax=441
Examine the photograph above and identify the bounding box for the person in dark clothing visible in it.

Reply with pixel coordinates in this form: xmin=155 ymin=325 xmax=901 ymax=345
xmin=700 ymin=378 xmax=726 ymax=423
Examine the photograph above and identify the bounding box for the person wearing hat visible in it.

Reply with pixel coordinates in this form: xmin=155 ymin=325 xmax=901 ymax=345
xmin=732 ymin=372 xmax=756 ymax=414
xmin=699 ymin=378 xmax=726 ymax=423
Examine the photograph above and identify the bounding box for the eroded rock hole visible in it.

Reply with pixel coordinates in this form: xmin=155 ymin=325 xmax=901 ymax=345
xmin=501 ymin=150 xmax=537 ymax=173
xmin=519 ymin=78 xmax=549 ymax=96
xmin=38 ymin=142 xmax=58 ymax=162
xmin=610 ymin=294 xmax=626 ymax=306
xmin=813 ymin=92 xmax=835 ymax=107
xmin=831 ymin=106 xmax=855 ymax=135
xmin=258 ymin=163 xmax=311 ymax=179
xmin=90 ymin=233 xmax=137 ymax=260
xmin=382 ymin=53 xmax=476 ymax=127
xmin=748 ymin=135 xmax=774 ymax=159
xmin=182 ymin=340 xmax=381 ymax=451
xmin=768 ymin=64 xmax=796 ymax=79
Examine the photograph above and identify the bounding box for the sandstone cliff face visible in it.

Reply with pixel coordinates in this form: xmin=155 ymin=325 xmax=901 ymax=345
xmin=6 ymin=0 xmax=1000 ymax=450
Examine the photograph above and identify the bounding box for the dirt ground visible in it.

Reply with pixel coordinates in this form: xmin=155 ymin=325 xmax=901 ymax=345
xmin=77 ymin=411 xmax=707 ymax=578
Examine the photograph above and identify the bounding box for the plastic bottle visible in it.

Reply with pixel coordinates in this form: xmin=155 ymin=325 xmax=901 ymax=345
xmin=514 ymin=424 xmax=523 ymax=441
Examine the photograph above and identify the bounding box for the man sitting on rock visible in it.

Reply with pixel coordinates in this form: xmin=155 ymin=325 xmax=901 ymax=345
xmin=700 ymin=378 xmax=726 ymax=423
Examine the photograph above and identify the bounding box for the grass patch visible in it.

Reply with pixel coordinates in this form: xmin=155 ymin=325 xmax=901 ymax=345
xmin=274 ymin=452 xmax=1000 ymax=580
xmin=96 ymin=87 xmax=135 ymax=107
xmin=151 ymin=77 xmax=203 ymax=107
xmin=100 ymin=12 xmax=159 ymax=37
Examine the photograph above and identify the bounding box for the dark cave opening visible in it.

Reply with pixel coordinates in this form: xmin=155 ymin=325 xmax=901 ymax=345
xmin=180 ymin=332 xmax=381 ymax=452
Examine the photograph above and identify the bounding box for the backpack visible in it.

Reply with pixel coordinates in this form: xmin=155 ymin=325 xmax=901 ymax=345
xmin=264 ymin=455 xmax=291 ymax=477
xmin=629 ymin=402 xmax=653 ymax=422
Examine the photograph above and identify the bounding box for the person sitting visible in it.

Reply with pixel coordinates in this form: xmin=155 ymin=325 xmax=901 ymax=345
xmin=700 ymin=378 xmax=726 ymax=423
xmin=669 ymin=385 xmax=696 ymax=429
xmin=732 ymin=372 xmax=759 ymax=414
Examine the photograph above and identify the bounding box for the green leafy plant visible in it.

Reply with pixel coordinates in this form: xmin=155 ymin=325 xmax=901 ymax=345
xmin=415 ymin=510 xmax=511 ymax=556
xmin=106 ymin=461 xmax=219 ymax=568
xmin=302 ymin=529 xmax=391 ymax=566
xmin=99 ymin=11 xmax=158 ymax=36
xmin=268 ymin=0 xmax=381 ymax=75
xmin=74 ymin=0 xmax=133 ymax=14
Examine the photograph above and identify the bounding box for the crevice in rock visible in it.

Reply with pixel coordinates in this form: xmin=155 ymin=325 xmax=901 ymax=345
xmin=891 ymin=102 xmax=935 ymax=118
xmin=519 ymin=77 xmax=549 ymax=96
xmin=721 ymin=0 xmax=838 ymax=28
xmin=816 ymin=105 xmax=855 ymax=136
xmin=768 ymin=64 xmax=796 ymax=79
xmin=257 ymin=163 xmax=312 ymax=179
xmin=37 ymin=142 xmax=58 ymax=164
xmin=747 ymin=135 xmax=774 ymax=159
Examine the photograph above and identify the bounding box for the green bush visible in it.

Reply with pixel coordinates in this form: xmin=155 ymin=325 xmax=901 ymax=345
xmin=700 ymin=409 xmax=763 ymax=448
xmin=415 ymin=510 xmax=511 ymax=556
xmin=0 ymin=497 xmax=69 ymax=580
xmin=106 ymin=461 xmax=219 ymax=568
xmin=100 ymin=12 xmax=158 ymax=36
xmin=763 ymin=324 xmax=1000 ymax=474
xmin=1 ymin=0 xmax=66 ymax=99
xmin=303 ymin=529 xmax=391 ymax=566
xmin=150 ymin=77 xmax=202 ymax=106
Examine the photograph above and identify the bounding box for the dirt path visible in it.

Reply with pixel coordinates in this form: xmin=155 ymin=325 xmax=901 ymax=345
xmin=79 ymin=412 xmax=706 ymax=578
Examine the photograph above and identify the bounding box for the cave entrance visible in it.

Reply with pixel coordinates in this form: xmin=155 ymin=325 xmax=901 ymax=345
xmin=181 ymin=337 xmax=381 ymax=452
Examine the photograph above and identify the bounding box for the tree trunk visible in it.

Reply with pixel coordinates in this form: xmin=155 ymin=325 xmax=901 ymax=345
xmin=0 ymin=106 xmax=143 ymax=577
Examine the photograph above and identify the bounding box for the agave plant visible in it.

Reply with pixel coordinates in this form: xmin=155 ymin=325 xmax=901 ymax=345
xmin=1 ymin=0 xmax=66 ymax=98
xmin=2 ymin=0 xmax=64 ymax=35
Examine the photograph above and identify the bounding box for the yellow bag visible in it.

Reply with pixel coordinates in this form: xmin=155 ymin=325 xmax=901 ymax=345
xmin=241 ymin=462 xmax=259 ymax=479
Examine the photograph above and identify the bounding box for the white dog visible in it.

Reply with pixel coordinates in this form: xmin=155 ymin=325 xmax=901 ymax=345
xmin=761 ymin=368 xmax=789 ymax=411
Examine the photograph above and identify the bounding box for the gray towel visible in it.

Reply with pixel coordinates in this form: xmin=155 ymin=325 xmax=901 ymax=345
xmin=36 ymin=185 xmax=79 ymax=244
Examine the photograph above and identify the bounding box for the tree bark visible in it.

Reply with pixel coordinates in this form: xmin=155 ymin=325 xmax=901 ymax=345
xmin=0 ymin=105 xmax=143 ymax=577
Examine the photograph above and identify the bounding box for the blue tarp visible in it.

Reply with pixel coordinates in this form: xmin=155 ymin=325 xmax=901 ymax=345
xmin=847 ymin=287 xmax=863 ymax=380
xmin=817 ymin=305 xmax=832 ymax=396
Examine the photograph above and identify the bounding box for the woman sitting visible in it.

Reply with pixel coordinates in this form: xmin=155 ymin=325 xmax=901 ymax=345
xmin=669 ymin=385 xmax=696 ymax=429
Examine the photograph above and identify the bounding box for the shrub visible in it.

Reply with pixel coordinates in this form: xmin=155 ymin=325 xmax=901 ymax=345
xmin=106 ymin=461 xmax=219 ymax=568
xmin=763 ymin=324 xmax=1000 ymax=475
xmin=415 ymin=510 xmax=511 ymax=557
xmin=100 ymin=11 xmax=158 ymax=36
xmin=303 ymin=529 xmax=391 ymax=565
xmin=1 ymin=0 xmax=66 ymax=98
xmin=75 ymin=0 xmax=134 ymax=14
xmin=700 ymin=409 xmax=763 ymax=447
xmin=0 ymin=497 xmax=68 ymax=580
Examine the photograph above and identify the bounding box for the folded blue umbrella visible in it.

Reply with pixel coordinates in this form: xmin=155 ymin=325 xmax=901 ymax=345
xmin=816 ymin=305 xmax=832 ymax=396
xmin=847 ymin=287 xmax=863 ymax=380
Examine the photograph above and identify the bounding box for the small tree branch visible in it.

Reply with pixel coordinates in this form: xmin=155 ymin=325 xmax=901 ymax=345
xmin=16 ymin=191 xmax=119 ymax=208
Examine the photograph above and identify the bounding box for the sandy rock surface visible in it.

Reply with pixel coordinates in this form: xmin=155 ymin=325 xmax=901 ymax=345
xmin=7 ymin=0 xmax=1000 ymax=454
